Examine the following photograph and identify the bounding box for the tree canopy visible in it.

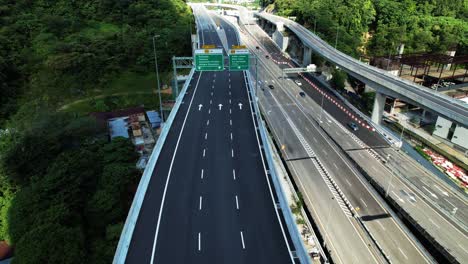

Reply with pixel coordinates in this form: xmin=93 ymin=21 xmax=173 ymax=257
xmin=269 ymin=0 xmax=467 ymax=57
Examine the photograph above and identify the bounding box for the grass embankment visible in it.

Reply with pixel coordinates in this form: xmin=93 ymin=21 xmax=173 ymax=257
xmin=61 ymin=71 xmax=173 ymax=114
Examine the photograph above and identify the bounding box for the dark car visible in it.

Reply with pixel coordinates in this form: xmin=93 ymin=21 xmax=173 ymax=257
xmin=265 ymin=55 xmax=270 ymax=59
xmin=268 ymin=84 xmax=274 ymax=89
xmin=256 ymin=46 xmax=260 ymax=49
xmin=348 ymin=122 xmax=359 ymax=131
xmin=299 ymin=92 xmax=306 ymax=97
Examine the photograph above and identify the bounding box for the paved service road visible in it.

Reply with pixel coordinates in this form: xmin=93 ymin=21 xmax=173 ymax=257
xmin=124 ymin=5 xmax=294 ymax=264
xmin=227 ymin=16 xmax=433 ymax=263
xmin=255 ymin=12 xmax=468 ymax=126
xmin=236 ymin=16 xmax=468 ymax=259
xmin=237 ymin=16 xmax=468 ymax=263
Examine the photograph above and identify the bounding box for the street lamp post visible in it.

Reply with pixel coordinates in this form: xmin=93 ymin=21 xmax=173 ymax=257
xmin=385 ymin=154 xmax=395 ymax=197
xmin=152 ymin=35 xmax=164 ymax=124
xmin=324 ymin=197 xmax=335 ymax=248
xmin=398 ymin=121 xmax=406 ymax=148
xmin=334 ymin=25 xmax=339 ymax=49
xmin=319 ymin=92 xmax=325 ymax=123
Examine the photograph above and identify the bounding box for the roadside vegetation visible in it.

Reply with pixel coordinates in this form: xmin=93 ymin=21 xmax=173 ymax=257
xmin=265 ymin=0 xmax=467 ymax=58
xmin=0 ymin=0 xmax=192 ymax=262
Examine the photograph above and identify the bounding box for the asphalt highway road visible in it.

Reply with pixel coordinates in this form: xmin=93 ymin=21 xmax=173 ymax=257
xmin=124 ymin=5 xmax=294 ymax=264
xmin=227 ymin=16 xmax=434 ymax=263
xmin=256 ymin=12 xmax=468 ymax=126
xmin=236 ymin=18 xmax=467 ymax=263
xmin=251 ymin=21 xmax=468 ymax=231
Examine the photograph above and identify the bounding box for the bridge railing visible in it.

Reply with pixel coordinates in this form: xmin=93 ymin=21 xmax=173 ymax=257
xmin=245 ymin=70 xmax=312 ymax=264
xmin=113 ymin=67 xmax=196 ymax=264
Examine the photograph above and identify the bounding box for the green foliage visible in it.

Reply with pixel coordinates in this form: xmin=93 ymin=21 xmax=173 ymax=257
xmin=13 ymin=222 xmax=85 ymax=264
xmin=362 ymin=91 xmax=376 ymax=114
xmin=271 ymin=0 xmax=467 ymax=57
xmin=0 ymin=109 xmax=139 ymax=262
xmin=331 ymin=68 xmax=347 ymax=90
xmin=0 ymin=0 xmax=192 ymax=123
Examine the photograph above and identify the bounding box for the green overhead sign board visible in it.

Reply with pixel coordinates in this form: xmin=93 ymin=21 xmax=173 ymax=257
xmin=194 ymin=49 xmax=224 ymax=71
xmin=229 ymin=49 xmax=250 ymax=71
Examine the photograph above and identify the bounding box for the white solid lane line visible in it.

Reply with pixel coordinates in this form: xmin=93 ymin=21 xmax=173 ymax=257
xmin=377 ymin=220 xmax=386 ymax=231
xmin=150 ymin=72 xmax=203 ymax=264
xmin=360 ymin=198 xmax=368 ymax=207
xmin=235 ymin=195 xmax=239 ymax=210
xmin=428 ymin=218 xmax=440 ymax=229
xmin=199 ymin=196 xmax=202 ymax=210
xmin=459 ymin=244 xmax=468 ymax=254
xmin=233 ymin=169 xmax=236 ymax=180
xmin=240 ymin=231 xmax=246 ymax=249
xmin=198 ymin=233 xmax=201 ymax=252
xmin=201 ymin=169 xmax=204 ymax=179
xmin=398 ymin=247 xmax=408 ymax=260
xmin=203 ymin=149 xmax=206 ymax=157
xmin=345 ymin=179 xmax=352 ymax=186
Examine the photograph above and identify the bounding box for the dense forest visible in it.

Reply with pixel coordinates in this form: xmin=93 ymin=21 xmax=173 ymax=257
xmin=266 ymin=0 xmax=467 ymax=58
xmin=0 ymin=0 xmax=192 ymax=263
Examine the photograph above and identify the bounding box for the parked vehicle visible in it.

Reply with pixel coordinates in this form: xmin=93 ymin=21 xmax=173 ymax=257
xmin=295 ymin=79 xmax=302 ymax=86
xmin=299 ymin=92 xmax=306 ymax=97
xmin=265 ymin=55 xmax=270 ymax=59
xmin=268 ymin=84 xmax=274 ymax=90
xmin=348 ymin=122 xmax=359 ymax=131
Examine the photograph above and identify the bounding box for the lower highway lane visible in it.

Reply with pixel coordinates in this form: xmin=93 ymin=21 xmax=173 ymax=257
xmin=241 ymin=27 xmax=432 ymax=262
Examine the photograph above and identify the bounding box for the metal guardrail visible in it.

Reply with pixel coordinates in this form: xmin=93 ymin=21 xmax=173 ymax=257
xmin=113 ymin=67 xmax=196 ymax=264
xmin=245 ymin=70 xmax=312 ymax=264
xmin=255 ymin=12 xmax=468 ymax=126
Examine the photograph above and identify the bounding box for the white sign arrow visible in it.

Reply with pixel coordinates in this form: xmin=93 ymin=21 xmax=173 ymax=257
xmin=238 ymin=103 xmax=243 ymax=110
xmin=198 ymin=104 xmax=203 ymax=111
xmin=218 ymin=104 xmax=223 ymax=110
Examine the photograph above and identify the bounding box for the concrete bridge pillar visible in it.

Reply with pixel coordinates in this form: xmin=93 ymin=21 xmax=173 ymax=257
xmin=371 ymin=92 xmax=386 ymax=125
xmin=303 ymin=46 xmax=312 ymax=66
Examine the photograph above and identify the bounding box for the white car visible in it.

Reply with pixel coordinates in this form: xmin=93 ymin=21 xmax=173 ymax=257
xmin=294 ymin=79 xmax=302 ymax=86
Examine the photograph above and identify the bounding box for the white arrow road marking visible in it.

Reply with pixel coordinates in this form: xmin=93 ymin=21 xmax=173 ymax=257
xmin=218 ymin=104 xmax=223 ymax=110
xmin=433 ymin=184 xmax=449 ymax=197
xmin=238 ymin=103 xmax=243 ymax=110
xmin=422 ymin=186 xmax=438 ymax=199
xmin=198 ymin=104 xmax=203 ymax=111
xmin=392 ymin=191 xmax=405 ymax=203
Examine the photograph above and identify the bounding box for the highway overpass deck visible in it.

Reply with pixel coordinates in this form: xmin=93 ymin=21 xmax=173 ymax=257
xmin=254 ymin=12 xmax=468 ymax=126
xmin=216 ymin=10 xmax=433 ymax=264
xmin=235 ymin=14 xmax=467 ymax=263
xmin=120 ymin=5 xmax=294 ymax=264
